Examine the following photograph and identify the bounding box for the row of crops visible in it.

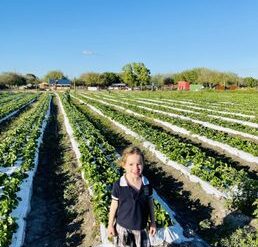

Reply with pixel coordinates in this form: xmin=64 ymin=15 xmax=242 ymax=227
xmin=58 ymin=93 xmax=188 ymax=243
xmin=70 ymin=91 xmax=258 ymax=216
xmin=0 ymin=92 xmax=51 ymax=247
xmin=0 ymin=93 xmax=38 ymax=123
xmin=0 ymin=90 xmax=257 ymax=246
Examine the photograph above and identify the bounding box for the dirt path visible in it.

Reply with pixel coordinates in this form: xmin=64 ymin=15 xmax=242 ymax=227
xmin=23 ymin=97 xmax=100 ymax=247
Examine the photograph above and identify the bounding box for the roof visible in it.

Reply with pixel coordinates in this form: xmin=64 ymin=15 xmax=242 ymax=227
xmin=178 ymin=81 xmax=189 ymax=84
xmin=49 ymin=77 xmax=71 ymax=85
xmin=56 ymin=78 xmax=71 ymax=85
xmin=111 ymin=83 xmax=127 ymax=86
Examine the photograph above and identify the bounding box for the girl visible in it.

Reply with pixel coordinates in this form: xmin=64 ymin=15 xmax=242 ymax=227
xmin=108 ymin=146 xmax=156 ymax=247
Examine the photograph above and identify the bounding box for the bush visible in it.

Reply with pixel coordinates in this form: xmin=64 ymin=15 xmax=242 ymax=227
xmin=218 ymin=226 xmax=257 ymax=247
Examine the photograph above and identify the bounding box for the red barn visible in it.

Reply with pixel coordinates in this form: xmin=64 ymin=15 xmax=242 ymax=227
xmin=177 ymin=81 xmax=190 ymax=91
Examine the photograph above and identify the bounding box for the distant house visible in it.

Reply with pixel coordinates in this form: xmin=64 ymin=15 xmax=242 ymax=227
xmin=108 ymin=83 xmax=128 ymax=90
xmin=177 ymin=81 xmax=190 ymax=91
xmin=56 ymin=78 xmax=71 ymax=88
xmin=49 ymin=77 xmax=71 ymax=90
xmin=39 ymin=82 xmax=49 ymax=90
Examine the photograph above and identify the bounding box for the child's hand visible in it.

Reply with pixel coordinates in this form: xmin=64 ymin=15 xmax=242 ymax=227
xmin=149 ymin=223 xmax=156 ymax=236
xmin=108 ymin=224 xmax=117 ymax=238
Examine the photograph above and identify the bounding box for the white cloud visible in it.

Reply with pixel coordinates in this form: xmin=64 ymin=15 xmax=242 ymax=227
xmin=82 ymin=50 xmax=96 ymax=56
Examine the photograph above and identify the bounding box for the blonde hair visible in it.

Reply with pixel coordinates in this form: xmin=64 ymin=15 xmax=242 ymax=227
xmin=119 ymin=146 xmax=145 ymax=167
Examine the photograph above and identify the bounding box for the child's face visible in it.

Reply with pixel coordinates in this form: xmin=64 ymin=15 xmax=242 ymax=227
xmin=123 ymin=153 xmax=143 ymax=178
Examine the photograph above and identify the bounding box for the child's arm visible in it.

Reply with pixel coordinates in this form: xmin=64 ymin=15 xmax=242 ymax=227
xmin=108 ymin=199 xmax=118 ymax=237
xmin=148 ymin=198 xmax=157 ymax=236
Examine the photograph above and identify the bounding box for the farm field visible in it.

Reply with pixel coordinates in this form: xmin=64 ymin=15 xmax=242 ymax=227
xmin=0 ymin=90 xmax=257 ymax=247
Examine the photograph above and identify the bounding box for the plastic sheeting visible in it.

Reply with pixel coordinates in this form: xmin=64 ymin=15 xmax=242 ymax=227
xmin=10 ymin=98 xmax=51 ymax=247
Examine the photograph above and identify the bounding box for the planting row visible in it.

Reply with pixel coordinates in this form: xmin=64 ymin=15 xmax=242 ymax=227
xmin=0 ymin=93 xmax=39 ymax=122
xmin=59 ymin=92 xmax=173 ymax=229
xmin=0 ymin=93 xmax=51 ymax=247
xmin=73 ymin=93 xmax=257 ymax=214
xmin=0 ymin=94 xmax=49 ymax=168
xmin=117 ymin=96 xmax=258 ymax=132
xmin=96 ymin=93 xmax=258 ymax=135
xmin=86 ymin=94 xmax=258 ymax=158
xmin=0 ymin=93 xmax=25 ymax=105
xmin=110 ymin=91 xmax=257 ymax=116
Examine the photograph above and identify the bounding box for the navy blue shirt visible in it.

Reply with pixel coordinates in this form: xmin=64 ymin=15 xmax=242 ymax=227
xmin=112 ymin=175 xmax=153 ymax=230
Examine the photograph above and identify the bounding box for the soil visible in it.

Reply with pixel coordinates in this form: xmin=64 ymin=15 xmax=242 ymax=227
xmin=23 ymin=97 xmax=100 ymax=247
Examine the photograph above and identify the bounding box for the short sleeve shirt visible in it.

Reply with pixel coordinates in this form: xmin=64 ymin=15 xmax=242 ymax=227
xmin=112 ymin=175 xmax=153 ymax=230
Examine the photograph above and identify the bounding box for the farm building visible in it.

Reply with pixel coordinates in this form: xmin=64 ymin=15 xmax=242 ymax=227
xmin=49 ymin=77 xmax=71 ymax=90
xmin=39 ymin=82 xmax=49 ymax=90
xmin=177 ymin=81 xmax=190 ymax=91
xmin=56 ymin=78 xmax=71 ymax=88
xmin=108 ymin=83 xmax=129 ymax=90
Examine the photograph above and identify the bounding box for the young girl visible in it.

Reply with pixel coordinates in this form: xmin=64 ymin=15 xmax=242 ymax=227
xmin=108 ymin=146 xmax=156 ymax=247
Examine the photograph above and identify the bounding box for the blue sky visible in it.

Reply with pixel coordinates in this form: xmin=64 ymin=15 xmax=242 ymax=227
xmin=1 ymin=0 xmax=258 ymax=79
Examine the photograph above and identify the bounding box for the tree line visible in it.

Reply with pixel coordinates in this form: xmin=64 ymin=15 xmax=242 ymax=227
xmin=0 ymin=65 xmax=258 ymax=89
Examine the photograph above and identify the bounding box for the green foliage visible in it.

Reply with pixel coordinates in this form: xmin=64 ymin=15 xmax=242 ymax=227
xmin=44 ymin=70 xmax=64 ymax=82
xmin=172 ymin=67 xmax=241 ymax=87
xmin=218 ymin=227 xmax=258 ymax=247
xmin=78 ymin=94 xmax=258 ymax=214
xmin=79 ymin=72 xmax=101 ymax=87
xmin=122 ymin=62 xmax=151 ymax=88
xmin=226 ymin=179 xmax=258 ymax=215
xmin=121 ymin=63 xmax=137 ymax=87
xmin=151 ymin=74 xmax=175 ymax=88
xmin=0 ymin=72 xmax=27 ymax=87
xmin=253 ymin=199 xmax=258 ymax=218
xmin=153 ymin=200 xmax=172 ymax=228
xmin=61 ymin=93 xmax=173 ymax=229
xmin=0 ymin=216 xmax=17 ymax=247
xmin=25 ymin=73 xmax=40 ymax=85
xmin=100 ymin=72 xmax=121 ymax=87
xmin=243 ymin=77 xmax=258 ymax=87
xmin=0 ymin=94 xmax=51 ymax=247
xmin=76 ymin=72 xmax=121 ymax=88
xmin=199 ymin=219 xmax=212 ymax=230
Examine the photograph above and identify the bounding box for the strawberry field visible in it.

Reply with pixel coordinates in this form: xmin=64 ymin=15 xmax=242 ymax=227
xmin=0 ymin=90 xmax=257 ymax=246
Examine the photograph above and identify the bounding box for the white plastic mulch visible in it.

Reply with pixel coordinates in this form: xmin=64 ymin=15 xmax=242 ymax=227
xmin=0 ymin=160 xmax=23 ymax=176
xmin=10 ymin=98 xmax=51 ymax=247
xmin=79 ymin=95 xmax=258 ymax=165
xmin=150 ymin=98 xmax=255 ymax=119
xmin=60 ymin=95 xmax=195 ymax=245
xmin=100 ymin=96 xmax=258 ymax=129
xmin=0 ymin=98 xmax=37 ymax=124
xmin=103 ymin=96 xmax=258 ymax=141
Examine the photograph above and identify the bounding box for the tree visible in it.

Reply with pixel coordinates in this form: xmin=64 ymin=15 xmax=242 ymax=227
xmin=173 ymin=72 xmax=185 ymax=83
xmin=151 ymin=74 xmax=164 ymax=88
xmin=100 ymin=72 xmax=121 ymax=87
xmin=72 ymin=78 xmax=85 ymax=87
xmin=172 ymin=68 xmax=242 ymax=88
xmin=122 ymin=64 xmax=137 ymax=87
xmin=133 ymin=62 xmax=151 ymax=88
xmin=0 ymin=72 xmax=26 ymax=87
xmin=79 ymin=72 xmax=101 ymax=87
xmin=44 ymin=70 xmax=64 ymax=82
xmin=243 ymin=77 xmax=258 ymax=87
xmin=25 ymin=73 xmax=40 ymax=85
xmin=122 ymin=62 xmax=151 ymax=89
xmin=163 ymin=77 xmax=174 ymax=85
